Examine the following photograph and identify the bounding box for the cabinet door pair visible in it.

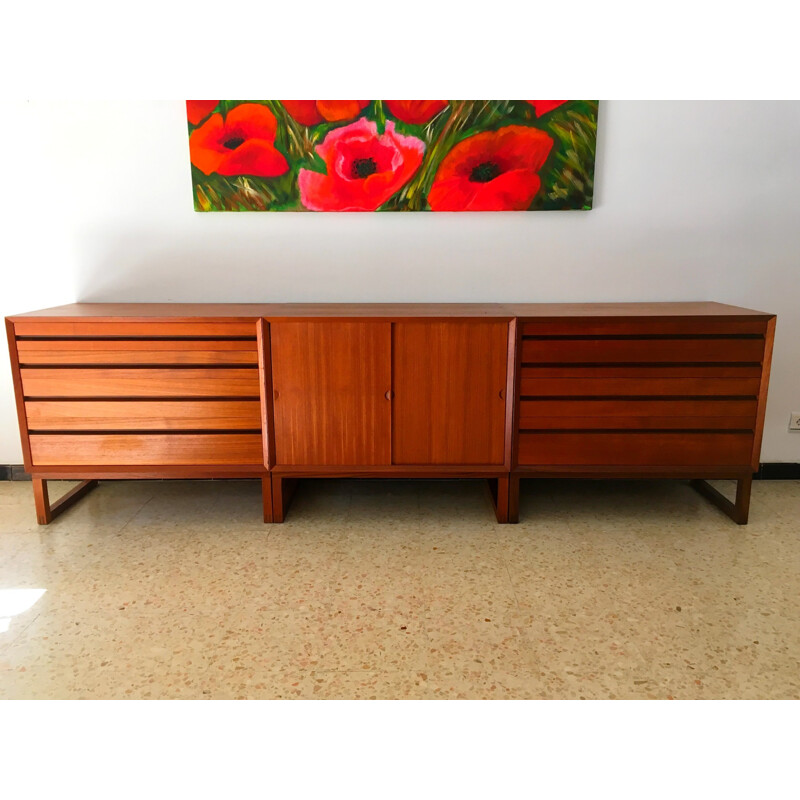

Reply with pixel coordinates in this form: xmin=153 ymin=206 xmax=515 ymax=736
xmin=269 ymin=321 xmax=509 ymax=466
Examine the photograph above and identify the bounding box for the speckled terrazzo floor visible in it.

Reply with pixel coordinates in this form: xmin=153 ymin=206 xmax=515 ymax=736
xmin=0 ymin=477 xmax=798 ymax=700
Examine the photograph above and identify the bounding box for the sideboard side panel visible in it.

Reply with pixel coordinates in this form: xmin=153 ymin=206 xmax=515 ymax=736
xmin=751 ymin=315 xmax=776 ymax=471
xmin=5 ymin=319 xmax=33 ymax=471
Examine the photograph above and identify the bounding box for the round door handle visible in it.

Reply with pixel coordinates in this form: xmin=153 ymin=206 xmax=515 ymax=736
xmin=385 ymin=390 xmax=393 ymax=400
xmin=274 ymin=390 xmax=279 ymax=400
xmin=499 ymin=389 xmax=505 ymax=399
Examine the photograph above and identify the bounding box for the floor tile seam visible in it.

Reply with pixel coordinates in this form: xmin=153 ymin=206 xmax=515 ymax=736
xmin=19 ymin=491 xmax=165 ymax=565
xmin=0 ymin=532 xmax=54 ymax=569
xmin=103 ymin=492 xmax=160 ymax=539
xmin=498 ymin=552 xmax=523 ymax=615
xmin=0 ymin=609 xmax=46 ymax=655
xmin=32 ymin=483 xmax=159 ymax=535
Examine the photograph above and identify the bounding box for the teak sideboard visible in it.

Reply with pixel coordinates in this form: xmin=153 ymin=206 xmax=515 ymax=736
xmin=5 ymin=302 xmax=775 ymax=526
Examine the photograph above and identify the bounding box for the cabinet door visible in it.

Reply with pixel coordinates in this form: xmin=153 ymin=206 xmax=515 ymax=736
xmin=393 ymin=321 xmax=509 ymax=465
xmin=270 ymin=321 xmax=392 ymax=465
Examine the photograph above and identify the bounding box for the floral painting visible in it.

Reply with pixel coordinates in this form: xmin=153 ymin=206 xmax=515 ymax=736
xmin=187 ymin=101 xmax=598 ymax=212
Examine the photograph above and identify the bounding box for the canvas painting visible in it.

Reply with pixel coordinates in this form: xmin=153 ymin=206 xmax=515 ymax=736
xmin=187 ymin=101 xmax=598 ymax=212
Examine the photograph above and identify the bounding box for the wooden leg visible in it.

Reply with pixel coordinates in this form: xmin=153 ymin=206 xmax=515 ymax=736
xmin=488 ymin=477 xmax=511 ymax=523
xmin=261 ymin=476 xmax=273 ymax=523
xmin=271 ymin=475 xmax=298 ymax=523
xmin=690 ymin=474 xmax=752 ymax=525
xmin=32 ymin=478 xmax=98 ymax=525
xmin=32 ymin=478 xmax=52 ymax=524
xmin=508 ymin=475 xmax=520 ymax=524
xmin=735 ymin=475 xmax=753 ymax=524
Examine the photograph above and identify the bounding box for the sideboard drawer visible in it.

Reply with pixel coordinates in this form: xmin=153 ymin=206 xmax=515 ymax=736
xmin=16 ymin=339 xmax=258 ymax=365
xmin=518 ymin=398 xmax=758 ymax=431
xmin=12 ymin=320 xmax=256 ymax=337
xmin=520 ymin=336 xmax=766 ymax=364
xmin=29 ymin=433 xmax=264 ymax=466
xmin=518 ymin=374 xmax=761 ymax=398
xmin=25 ymin=400 xmax=262 ymax=431
xmin=520 ymin=319 xmax=769 ymax=336
xmin=518 ymin=431 xmax=754 ymax=466
xmin=20 ymin=368 xmax=260 ymax=398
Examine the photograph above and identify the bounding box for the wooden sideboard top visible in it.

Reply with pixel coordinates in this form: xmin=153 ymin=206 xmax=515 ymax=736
xmin=6 ymin=301 xmax=774 ymax=321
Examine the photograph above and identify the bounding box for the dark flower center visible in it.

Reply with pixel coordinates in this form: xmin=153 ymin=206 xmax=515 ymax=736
xmin=469 ymin=161 xmax=501 ymax=183
xmin=223 ymin=136 xmax=245 ymax=150
xmin=351 ymin=157 xmax=378 ymax=179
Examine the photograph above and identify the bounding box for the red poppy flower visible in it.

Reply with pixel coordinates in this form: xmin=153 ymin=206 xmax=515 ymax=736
xmin=189 ymin=103 xmax=289 ymax=178
xmin=428 ymin=125 xmax=553 ymax=211
xmin=298 ymin=118 xmax=425 ymax=211
xmin=186 ymin=100 xmax=219 ymax=126
xmin=385 ymin=100 xmax=448 ymax=125
xmin=281 ymin=100 xmax=370 ymax=126
xmin=527 ymin=101 xmax=567 ymax=117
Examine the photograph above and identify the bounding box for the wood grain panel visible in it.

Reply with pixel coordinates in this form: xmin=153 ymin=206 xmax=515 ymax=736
xmin=520 ymin=320 xmax=769 ymax=336
xmin=519 ymin=416 xmax=755 ymax=430
xmin=521 ymin=365 xmax=762 ymax=378
xmin=270 ymin=321 xmax=391 ymax=465
xmin=6 ymin=319 xmax=33 ymax=470
xmin=751 ymin=316 xmax=776 ymax=470
xmin=16 ymin=339 xmax=258 ymax=365
xmin=20 ymin=368 xmax=260 ymax=398
xmin=393 ymin=321 xmax=508 ymax=465
xmin=257 ymin=319 xmax=275 ymax=469
xmin=519 ymin=376 xmax=761 ymax=398
xmin=13 ymin=320 xmax=256 ymax=337
xmin=518 ymin=432 xmax=754 ymax=466
xmin=10 ymin=300 xmax=770 ymax=321
xmin=25 ymin=400 xmax=261 ymax=431
xmin=29 ymin=434 xmax=264 ymax=466
xmin=32 ymin=465 xmax=266 ymax=479
xmin=504 ymin=302 xmax=772 ymax=319
xmin=520 ymin=337 xmax=765 ymax=364
xmin=519 ymin=398 xmax=758 ymax=421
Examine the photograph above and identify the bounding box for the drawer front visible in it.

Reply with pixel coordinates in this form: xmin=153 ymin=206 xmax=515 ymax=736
xmin=518 ymin=398 xmax=758 ymax=431
xmin=20 ymin=368 xmax=260 ymax=398
xmin=520 ymin=319 xmax=769 ymax=336
xmin=519 ymin=375 xmax=761 ymax=397
xmin=29 ymin=434 xmax=263 ymax=466
xmin=518 ymin=432 xmax=754 ymax=466
xmin=13 ymin=320 xmax=256 ymax=337
xmin=16 ymin=339 xmax=258 ymax=365
xmin=25 ymin=400 xmax=262 ymax=431
xmin=521 ymin=336 xmax=766 ymax=364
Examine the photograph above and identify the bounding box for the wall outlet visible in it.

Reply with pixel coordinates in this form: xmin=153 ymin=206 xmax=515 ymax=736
xmin=790 ymin=413 xmax=800 ymax=431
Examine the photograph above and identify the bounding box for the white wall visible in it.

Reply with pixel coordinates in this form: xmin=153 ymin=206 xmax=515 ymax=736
xmin=1 ymin=100 xmax=798 ymax=463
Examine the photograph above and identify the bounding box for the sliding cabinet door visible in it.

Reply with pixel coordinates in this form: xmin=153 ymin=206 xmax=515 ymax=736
xmin=393 ymin=321 xmax=509 ymax=465
xmin=270 ymin=321 xmax=392 ymax=466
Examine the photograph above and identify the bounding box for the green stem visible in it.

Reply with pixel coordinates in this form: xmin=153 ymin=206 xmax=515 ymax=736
xmin=373 ymin=100 xmax=386 ymax=134
xmin=403 ymin=101 xmax=472 ymax=210
xmin=264 ymin=100 xmax=314 ymax=162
